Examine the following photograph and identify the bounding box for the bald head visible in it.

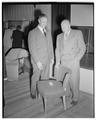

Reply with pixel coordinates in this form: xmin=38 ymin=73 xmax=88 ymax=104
xmin=61 ymin=20 xmax=71 ymax=33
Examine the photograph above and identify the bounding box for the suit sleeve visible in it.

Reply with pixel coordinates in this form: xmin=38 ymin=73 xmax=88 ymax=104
xmin=49 ymin=32 xmax=54 ymax=60
xmin=55 ymin=35 xmax=60 ymax=64
xmin=28 ymin=31 xmax=39 ymax=63
xmin=76 ymin=31 xmax=86 ymax=61
xmin=12 ymin=31 xmax=14 ymax=39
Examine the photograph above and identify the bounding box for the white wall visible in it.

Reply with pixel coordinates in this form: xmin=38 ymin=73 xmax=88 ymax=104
xmin=71 ymin=4 xmax=94 ymax=94
xmin=71 ymin=4 xmax=93 ymax=26
xmin=80 ymin=68 xmax=93 ymax=94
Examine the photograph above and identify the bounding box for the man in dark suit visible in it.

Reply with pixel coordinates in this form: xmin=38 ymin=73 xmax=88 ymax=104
xmin=12 ymin=25 xmax=24 ymax=48
xmin=55 ymin=19 xmax=86 ymax=105
xmin=28 ymin=14 xmax=54 ymax=99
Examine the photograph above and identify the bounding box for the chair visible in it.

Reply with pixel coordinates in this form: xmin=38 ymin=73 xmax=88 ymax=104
xmin=37 ymin=67 xmax=71 ymax=112
xmin=6 ymin=59 xmax=19 ymax=81
xmin=5 ymin=48 xmax=28 ymax=81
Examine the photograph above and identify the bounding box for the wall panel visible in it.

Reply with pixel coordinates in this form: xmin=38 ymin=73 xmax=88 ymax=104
xmin=71 ymin=4 xmax=93 ymax=26
xmin=3 ymin=4 xmax=34 ymax=21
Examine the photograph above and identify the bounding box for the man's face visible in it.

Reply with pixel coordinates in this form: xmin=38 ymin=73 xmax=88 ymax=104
xmin=61 ymin=20 xmax=70 ymax=33
xmin=39 ymin=17 xmax=47 ymax=29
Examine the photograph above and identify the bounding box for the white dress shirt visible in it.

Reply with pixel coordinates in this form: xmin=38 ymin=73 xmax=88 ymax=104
xmin=38 ymin=25 xmax=46 ymax=35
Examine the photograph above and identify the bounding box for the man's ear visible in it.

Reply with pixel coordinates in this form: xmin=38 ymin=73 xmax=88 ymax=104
xmin=38 ymin=19 xmax=40 ymax=24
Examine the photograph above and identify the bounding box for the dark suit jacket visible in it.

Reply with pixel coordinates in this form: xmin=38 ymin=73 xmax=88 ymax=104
xmin=28 ymin=27 xmax=54 ymax=65
xmin=12 ymin=30 xmax=24 ymax=48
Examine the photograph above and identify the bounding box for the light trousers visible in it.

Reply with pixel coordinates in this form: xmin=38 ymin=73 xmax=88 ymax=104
xmin=54 ymin=65 xmax=72 ymax=97
xmin=55 ymin=60 xmax=80 ymax=101
xmin=62 ymin=60 xmax=80 ymax=101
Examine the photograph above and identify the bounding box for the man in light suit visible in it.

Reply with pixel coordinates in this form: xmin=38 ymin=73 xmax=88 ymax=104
xmin=55 ymin=19 xmax=86 ymax=105
xmin=28 ymin=14 xmax=54 ymax=99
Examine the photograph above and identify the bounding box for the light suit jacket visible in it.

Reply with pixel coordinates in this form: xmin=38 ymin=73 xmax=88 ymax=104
xmin=28 ymin=27 xmax=54 ymax=65
xmin=55 ymin=29 xmax=86 ymax=67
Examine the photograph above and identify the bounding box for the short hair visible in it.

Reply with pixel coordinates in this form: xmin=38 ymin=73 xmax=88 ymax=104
xmin=16 ymin=25 xmax=21 ymax=30
xmin=61 ymin=19 xmax=70 ymax=26
xmin=38 ymin=14 xmax=47 ymax=20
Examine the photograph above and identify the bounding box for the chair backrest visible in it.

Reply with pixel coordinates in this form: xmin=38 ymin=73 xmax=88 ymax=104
xmin=6 ymin=48 xmax=28 ymax=61
xmin=37 ymin=79 xmax=65 ymax=98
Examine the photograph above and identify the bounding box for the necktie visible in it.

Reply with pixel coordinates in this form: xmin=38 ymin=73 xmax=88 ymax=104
xmin=64 ymin=33 xmax=68 ymax=40
xmin=43 ymin=29 xmax=46 ymax=36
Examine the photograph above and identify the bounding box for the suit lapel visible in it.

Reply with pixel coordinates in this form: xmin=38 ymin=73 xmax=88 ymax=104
xmin=58 ymin=33 xmax=64 ymax=54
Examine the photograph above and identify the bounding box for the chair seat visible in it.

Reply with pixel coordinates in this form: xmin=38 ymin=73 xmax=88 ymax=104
xmin=38 ymin=80 xmax=66 ymax=97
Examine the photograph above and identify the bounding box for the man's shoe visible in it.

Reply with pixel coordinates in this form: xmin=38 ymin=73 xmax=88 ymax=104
xmin=71 ymin=100 xmax=78 ymax=106
xmin=30 ymin=93 xmax=36 ymax=99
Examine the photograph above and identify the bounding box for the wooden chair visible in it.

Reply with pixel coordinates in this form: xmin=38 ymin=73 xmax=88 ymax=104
xmin=37 ymin=69 xmax=71 ymax=112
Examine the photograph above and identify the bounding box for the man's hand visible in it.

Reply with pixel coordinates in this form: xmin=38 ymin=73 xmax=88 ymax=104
xmin=51 ymin=58 xmax=54 ymax=65
xmin=37 ymin=61 xmax=43 ymax=70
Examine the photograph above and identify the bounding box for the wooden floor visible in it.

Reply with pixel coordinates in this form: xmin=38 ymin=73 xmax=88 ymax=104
xmin=3 ymin=72 xmax=94 ymax=118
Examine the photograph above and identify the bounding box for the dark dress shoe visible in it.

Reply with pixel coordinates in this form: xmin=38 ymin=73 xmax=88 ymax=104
xmin=30 ymin=93 xmax=36 ymax=99
xmin=71 ymin=100 xmax=78 ymax=106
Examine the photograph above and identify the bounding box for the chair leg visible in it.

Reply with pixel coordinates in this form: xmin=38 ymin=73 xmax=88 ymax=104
xmin=62 ymin=96 xmax=66 ymax=110
xmin=38 ymin=93 xmax=41 ymax=99
xmin=36 ymin=89 xmax=40 ymax=99
xmin=42 ymin=97 xmax=47 ymax=112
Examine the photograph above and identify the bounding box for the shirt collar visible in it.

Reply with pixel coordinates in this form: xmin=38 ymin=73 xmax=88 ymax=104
xmin=64 ymin=28 xmax=71 ymax=37
xmin=65 ymin=28 xmax=71 ymax=35
xmin=67 ymin=28 xmax=71 ymax=35
xmin=38 ymin=25 xmax=46 ymax=34
xmin=38 ymin=25 xmax=44 ymax=34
